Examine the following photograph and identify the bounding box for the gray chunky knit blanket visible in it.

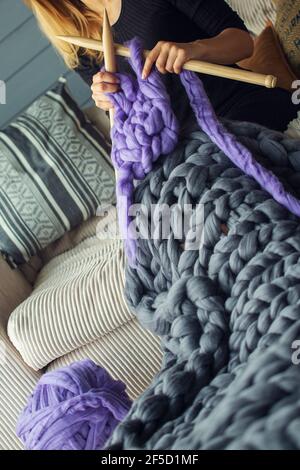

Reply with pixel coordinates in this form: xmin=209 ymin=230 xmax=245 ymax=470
xmin=109 ymin=121 xmax=300 ymax=450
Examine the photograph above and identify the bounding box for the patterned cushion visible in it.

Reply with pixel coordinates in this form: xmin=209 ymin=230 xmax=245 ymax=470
xmin=0 ymin=78 xmax=115 ymax=266
xmin=275 ymin=0 xmax=300 ymax=76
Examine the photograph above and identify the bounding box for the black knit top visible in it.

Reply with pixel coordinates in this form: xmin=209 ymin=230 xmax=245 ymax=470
xmin=76 ymin=0 xmax=248 ymax=122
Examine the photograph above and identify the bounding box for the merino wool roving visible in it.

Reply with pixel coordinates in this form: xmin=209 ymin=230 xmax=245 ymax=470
xmin=106 ymin=40 xmax=300 ymax=450
xmin=109 ymin=38 xmax=300 ymax=266
xmin=17 ymin=360 xmax=132 ymax=450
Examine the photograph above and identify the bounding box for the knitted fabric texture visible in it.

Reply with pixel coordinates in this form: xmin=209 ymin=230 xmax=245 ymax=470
xmin=104 ymin=42 xmax=300 ymax=450
xmin=109 ymin=38 xmax=300 ymax=266
xmin=107 ymin=122 xmax=300 ymax=450
xmin=17 ymin=360 xmax=132 ymax=450
xmin=109 ymin=39 xmax=179 ymax=263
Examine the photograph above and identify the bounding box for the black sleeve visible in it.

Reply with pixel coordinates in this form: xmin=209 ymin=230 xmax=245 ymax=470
xmin=167 ymin=0 xmax=248 ymax=37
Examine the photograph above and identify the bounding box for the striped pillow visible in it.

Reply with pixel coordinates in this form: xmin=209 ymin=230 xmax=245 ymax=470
xmin=8 ymin=233 xmax=133 ymax=370
xmin=0 ymin=78 xmax=115 ymax=266
xmin=226 ymin=0 xmax=277 ymax=36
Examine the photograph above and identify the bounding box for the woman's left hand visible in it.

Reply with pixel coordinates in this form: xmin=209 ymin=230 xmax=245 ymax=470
xmin=142 ymin=41 xmax=196 ymax=79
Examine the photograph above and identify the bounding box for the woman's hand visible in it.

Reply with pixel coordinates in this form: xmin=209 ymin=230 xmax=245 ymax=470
xmin=91 ymin=71 xmax=119 ymax=111
xmin=142 ymin=41 xmax=197 ymax=79
xmin=141 ymin=30 xmax=253 ymax=80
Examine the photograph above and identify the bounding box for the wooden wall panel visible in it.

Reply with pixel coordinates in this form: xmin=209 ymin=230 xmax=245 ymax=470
xmin=0 ymin=0 xmax=93 ymax=129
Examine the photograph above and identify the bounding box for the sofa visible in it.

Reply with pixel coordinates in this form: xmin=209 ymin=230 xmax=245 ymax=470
xmin=0 ymin=207 xmax=163 ymax=450
xmin=0 ymin=103 xmax=163 ymax=450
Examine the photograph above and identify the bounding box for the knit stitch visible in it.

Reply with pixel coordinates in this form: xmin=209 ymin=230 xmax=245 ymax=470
xmin=107 ymin=39 xmax=300 ymax=450
xmin=109 ymin=38 xmax=300 ymax=266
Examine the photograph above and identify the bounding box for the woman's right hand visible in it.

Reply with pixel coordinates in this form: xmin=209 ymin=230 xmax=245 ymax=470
xmin=91 ymin=71 xmax=119 ymax=111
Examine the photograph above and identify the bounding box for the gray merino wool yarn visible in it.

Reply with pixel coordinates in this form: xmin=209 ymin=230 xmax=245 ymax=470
xmin=108 ymin=120 xmax=300 ymax=450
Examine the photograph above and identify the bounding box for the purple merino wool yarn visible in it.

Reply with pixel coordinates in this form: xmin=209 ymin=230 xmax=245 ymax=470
xmin=108 ymin=38 xmax=300 ymax=266
xmin=108 ymin=38 xmax=180 ymax=264
xmin=17 ymin=360 xmax=132 ymax=450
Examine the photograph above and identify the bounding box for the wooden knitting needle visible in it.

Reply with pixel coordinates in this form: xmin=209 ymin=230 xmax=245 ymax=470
xmin=102 ymin=8 xmax=117 ymax=128
xmin=102 ymin=9 xmax=119 ymax=188
xmin=57 ymin=35 xmax=277 ymax=89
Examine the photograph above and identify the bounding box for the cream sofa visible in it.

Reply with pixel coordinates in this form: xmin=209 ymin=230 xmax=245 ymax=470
xmin=0 ymin=209 xmax=163 ymax=450
xmin=0 ymin=255 xmax=39 ymax=450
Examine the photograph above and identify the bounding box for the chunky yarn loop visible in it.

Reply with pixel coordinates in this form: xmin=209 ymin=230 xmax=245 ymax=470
xmin=109 ymin=38 xmax=300 ymax=265
xmin=109 ymin=38 xmax=179 ymax=263
xmin=181 ymin=72 xmax=300 ymax=218
xmin=17 ymin=360 xmax=132 ymax=450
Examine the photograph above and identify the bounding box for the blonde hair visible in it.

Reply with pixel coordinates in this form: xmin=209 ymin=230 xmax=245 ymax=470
xmin=24 ymin=0 xmax=103 ymax=68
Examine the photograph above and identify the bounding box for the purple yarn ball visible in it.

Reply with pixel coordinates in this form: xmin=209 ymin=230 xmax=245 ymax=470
xmin=17 ymin=360 xmax=132 ymax=450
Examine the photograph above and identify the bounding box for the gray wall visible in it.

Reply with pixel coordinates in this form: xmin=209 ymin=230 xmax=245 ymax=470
xmin=0 ymin=0 xmax=93 ymax=129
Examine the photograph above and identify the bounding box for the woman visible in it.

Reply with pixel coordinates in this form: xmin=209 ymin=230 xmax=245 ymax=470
xmin=25 ymin=0 xmax=298 ymax=131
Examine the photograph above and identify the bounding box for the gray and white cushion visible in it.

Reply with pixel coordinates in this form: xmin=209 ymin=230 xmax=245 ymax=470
xmin=0 ymin=78 xmax=115 ymax=266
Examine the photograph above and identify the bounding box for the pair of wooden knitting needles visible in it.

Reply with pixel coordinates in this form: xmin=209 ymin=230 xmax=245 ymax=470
xmin=57 ymin=11 xmax=278 ymax=128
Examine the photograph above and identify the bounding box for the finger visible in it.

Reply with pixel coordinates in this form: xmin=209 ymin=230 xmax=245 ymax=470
xmin=173 ymin=48 xmax=188 ymax=74
xmin=92 ymin=93 xmax=108 ymax=103
xmin=92 ymin=91 xmax=112 ymax=103
xmin=92 ymin=71 xmax=120 ymax=84
xmin=142 ymin=44 xmax=161 ymax=79
xmin=91 ymin=82 xmax=119 ymax=94
xmin=93 ymin=71 xmax=119 ymax=84
xmin=165 ymin=46 xmax=179 ymax=73
xmin=155 ymin=47 xmax=170 ymax=75
xmin=94 ymin=99 xmax=114 ymax=111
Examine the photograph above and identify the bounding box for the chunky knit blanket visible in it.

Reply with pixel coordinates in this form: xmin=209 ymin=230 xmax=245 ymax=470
xmin=109 ymin=39 xmax=300 ymax=266
xmin=107 ymin=41 xmax=300 ymax=450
